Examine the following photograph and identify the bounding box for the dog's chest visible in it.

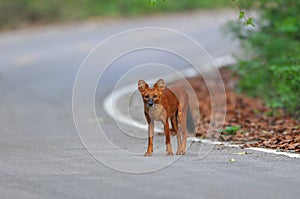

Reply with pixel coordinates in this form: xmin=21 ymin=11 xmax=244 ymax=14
xmin=148 ymin=104 xmax=167 ymax=121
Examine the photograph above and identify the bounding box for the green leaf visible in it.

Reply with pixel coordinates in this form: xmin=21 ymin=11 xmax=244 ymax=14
xmin=223 ymin=125 xmax=241 ymax=135
xmin=148 ymin=0 xmax=157 ymax=5
xmin=239 ymin=11 xmax=245 ymax=19
xmin=246 ymin=17 xmax=255 ymax=27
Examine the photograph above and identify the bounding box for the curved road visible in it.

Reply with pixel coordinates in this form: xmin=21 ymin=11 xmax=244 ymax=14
xmin=0 ymin=10 xmax=299 ymax=199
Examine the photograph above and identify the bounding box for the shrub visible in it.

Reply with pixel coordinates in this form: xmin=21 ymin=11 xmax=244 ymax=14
xmin=227 ymin=0 xmax=300 ymax=118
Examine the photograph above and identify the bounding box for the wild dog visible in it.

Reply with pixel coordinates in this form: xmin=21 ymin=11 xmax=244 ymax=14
xmin=138 ymin=79 xmax=195 ymax=156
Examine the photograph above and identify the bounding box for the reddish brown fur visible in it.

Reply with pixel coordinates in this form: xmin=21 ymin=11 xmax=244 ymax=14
xmin=138 ymin=79 xmax=193 ymax=156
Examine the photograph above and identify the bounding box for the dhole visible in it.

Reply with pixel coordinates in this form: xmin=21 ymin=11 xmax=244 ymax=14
xmin=138 ymin=79 xmax=195 ymax=156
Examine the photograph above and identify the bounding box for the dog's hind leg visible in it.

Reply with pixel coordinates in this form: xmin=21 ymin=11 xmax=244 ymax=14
xmin=177 ymin=107 xmax=187 ymax=155
xmin=164 ymin=119 xmax=173 ymax=156
xmin=171 ymin=115 xmax=181 ymax=155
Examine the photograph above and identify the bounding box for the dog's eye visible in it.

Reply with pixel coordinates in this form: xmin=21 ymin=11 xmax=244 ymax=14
xmin=153 ymin=95 xmax=158 ymax=98
xmin=144 ymin=95 xmax=149 ymax=99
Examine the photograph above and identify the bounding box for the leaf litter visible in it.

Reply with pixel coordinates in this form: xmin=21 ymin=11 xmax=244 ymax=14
xmin=186 ymin=67 xmax=300 ymax=153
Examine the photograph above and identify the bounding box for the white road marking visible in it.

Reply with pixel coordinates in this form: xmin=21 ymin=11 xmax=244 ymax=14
xmin=189 ymin=137 xmax=300 ymax=158
xmin=102 ymin=54 xmax=300 ymax=158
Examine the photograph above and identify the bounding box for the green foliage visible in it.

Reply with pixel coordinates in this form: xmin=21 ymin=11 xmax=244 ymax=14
xmin=227 ymin=0 xmax=300 ymax=118
xmin=270 ymin=65 xmax=300 ymax=113
xmin=148 ymin=0 xmax=163 ymax=5
xmin=0 ymin=0 xmax=232 ymax=29
xmin=231 ymin=0 xmax=255 ymax=27
xmin=221 ymin=125 xmax=241 ymax=135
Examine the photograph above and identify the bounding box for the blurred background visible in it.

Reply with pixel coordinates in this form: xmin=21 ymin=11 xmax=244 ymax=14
xmin=0 ymin=0 xmax=233 ymax=30
xmin=0 ymin=0 xmax=299 ymax=140
xmin=0 ymin=0 xmax=299 ymax=117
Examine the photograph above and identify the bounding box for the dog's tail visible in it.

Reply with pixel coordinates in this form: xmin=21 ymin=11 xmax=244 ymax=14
xmin=186 ymin=105 xmax=195 ymax=135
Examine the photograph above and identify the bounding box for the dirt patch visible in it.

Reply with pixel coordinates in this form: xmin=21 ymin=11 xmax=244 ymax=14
xmin=187 ymin=67 xmax=300 ymax=153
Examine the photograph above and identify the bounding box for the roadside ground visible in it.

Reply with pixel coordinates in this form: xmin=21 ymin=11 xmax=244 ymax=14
xmin=188 ymin=68 xmax=300 ymax=153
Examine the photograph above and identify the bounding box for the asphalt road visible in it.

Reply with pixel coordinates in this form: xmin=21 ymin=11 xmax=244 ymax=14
xmin=1 ymin=10 xmax=300 ymax=199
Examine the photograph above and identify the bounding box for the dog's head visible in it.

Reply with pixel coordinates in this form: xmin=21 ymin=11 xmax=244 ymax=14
xmin=138 ymin=79 xmax=165 ymax=108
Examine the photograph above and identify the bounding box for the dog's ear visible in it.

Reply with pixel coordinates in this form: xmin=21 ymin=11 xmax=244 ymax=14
xmin=138 ymin=80 xmax=149 ymax=93
xmin=154 ymin=79 xmax=165 ymax=92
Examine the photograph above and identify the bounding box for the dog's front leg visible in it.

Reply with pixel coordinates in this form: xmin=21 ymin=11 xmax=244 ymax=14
xmin=144 ymin=121 xmax=154 ymax=156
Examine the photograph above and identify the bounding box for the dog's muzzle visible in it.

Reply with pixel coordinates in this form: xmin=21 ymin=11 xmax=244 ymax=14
xmin=147 ymin=99 xmax=154 ymax=107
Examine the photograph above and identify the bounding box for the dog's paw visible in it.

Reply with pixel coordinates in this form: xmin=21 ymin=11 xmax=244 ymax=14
xmin=176 ymin=150 xmax=186 ymax=155
xmin=166 ymin=151 xmax=174 ymax=156
xmin=144 ymin=151 xmax=153 ymax=156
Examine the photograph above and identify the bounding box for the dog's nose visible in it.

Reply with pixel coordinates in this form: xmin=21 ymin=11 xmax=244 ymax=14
xmin=148 ymin=101 xmax=154 ymax=107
